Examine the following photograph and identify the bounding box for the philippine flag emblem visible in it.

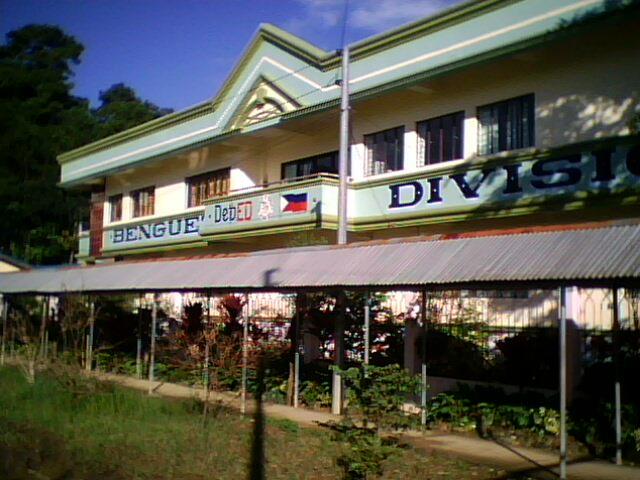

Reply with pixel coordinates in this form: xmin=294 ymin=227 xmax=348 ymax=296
xmin=281 ymin=193 xmax=308 ymax=213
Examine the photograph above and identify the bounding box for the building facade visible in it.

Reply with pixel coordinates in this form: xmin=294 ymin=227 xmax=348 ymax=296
xmin=59 ymin=0 xmax=640 ymax=334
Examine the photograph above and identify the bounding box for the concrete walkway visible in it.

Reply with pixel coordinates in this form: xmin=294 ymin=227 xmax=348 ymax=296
xmin=97 ymin=372 xmax=639 ymax=480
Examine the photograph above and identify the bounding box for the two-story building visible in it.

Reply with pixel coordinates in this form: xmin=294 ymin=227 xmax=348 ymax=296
xmin=61 ymin=0 xmax=639 ymax=266
xmin=52 ymin=0 xmax=640 ymax=356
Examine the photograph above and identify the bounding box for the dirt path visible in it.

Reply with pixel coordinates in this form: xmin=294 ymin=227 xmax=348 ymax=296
xmin=96 ymin=372 xmax=640 ymax=480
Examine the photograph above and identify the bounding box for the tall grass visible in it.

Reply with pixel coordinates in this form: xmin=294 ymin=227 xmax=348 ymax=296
xmin=0 ymin=366 xmax=496 ymax=479
xmin=0 ymin=366 xmax=336 ymax=479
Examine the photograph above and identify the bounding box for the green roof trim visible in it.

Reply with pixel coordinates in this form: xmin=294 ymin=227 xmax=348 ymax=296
xmin=58 ymin=0 xmax=633 ymax=185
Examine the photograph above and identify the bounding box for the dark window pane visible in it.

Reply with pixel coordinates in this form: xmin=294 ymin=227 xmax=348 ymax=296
xmin=417 ymin=111 xmax=464 ymax=166
xmin=365 ymin=126 xmax=404 ymax=176
xmin=478 ymin=94 xmax=534 ymax=155
xmin=281 ymin=151 xmax=339 ymax=180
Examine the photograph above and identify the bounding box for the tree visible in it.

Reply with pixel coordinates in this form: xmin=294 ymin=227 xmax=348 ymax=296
xmin=0 ymin=25 xmax=172 ymax=265
xmin=0 ymin=25 xmax=95 ymax=264
xmin=93 ymin=83 xmax=173 ymax=138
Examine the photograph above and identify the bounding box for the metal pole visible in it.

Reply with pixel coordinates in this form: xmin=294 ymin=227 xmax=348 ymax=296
xmin=332 ymin=291 xmax=345 ymax=415
xmin=203 ymin=291 xmax=211 ymax=398
xmin=136 ymin=295 xmax=143 ymax=379
xmin=148 ymin=294 xmax=158 ymax=394
xmin=364 ymin=292 xmax=370 ymax=366
xmin=612 ymin=287 xmax=622 ymax=466
xmin=39 ymin=296 xmax=47 ymax=359
xmin=421 ymin=290 xmax=428 ymax=428
xmin=86 ymin=300 xmax=95 ymax=372
xmin=0 ymin=297 xmax=8 ymax=366
xmin=293 ymin=294 xmax=301 ymax=408
xmin=241 ymin=293 xmax=250 ymax=415
xmin=337 ymin=45 xmax=350 ymax=245
xmin=559 ymin=287 xmax=567 ymax=480
xmin=294 ymin=348 xmax=300 ymax=408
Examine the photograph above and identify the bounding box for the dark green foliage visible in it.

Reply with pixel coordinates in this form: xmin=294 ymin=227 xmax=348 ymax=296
xmin=332 ymin=421 xmax=399 ymax=480
xmin=330 ymin=365 xmax=420 ymax=479
xmin=340 ymin=364 xmax=420 ymax=431
xmin=93 ymin=83 xmax=173 ymax=137
xmin=0 ymin=24 xmax=172 ymax=265
xmin=569 ymin=398 xmax=640 ymax=460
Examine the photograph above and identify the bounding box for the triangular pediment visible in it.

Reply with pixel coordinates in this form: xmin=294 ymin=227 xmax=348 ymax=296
xmin=228 ymin=76 xmax=302 ymax=130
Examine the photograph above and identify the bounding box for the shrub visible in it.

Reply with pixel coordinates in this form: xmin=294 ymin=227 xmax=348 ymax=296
xmin=340 ymin=364 xmax=421 ymax=432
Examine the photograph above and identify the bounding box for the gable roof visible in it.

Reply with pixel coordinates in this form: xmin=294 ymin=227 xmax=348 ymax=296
xmin=57 ymin=0 xmax=634 ymax=187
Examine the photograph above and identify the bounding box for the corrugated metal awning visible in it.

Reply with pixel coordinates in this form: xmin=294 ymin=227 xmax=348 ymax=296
xmin=1 ymin=224 xmax=639 ymax=294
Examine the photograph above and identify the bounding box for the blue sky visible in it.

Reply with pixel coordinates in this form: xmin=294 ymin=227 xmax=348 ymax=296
xmin=1 ymin=0 xmax=463 ymax=111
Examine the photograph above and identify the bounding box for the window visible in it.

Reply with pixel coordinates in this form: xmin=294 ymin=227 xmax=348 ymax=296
xmin=281 ymin=151 xmax=339 ymax=180
xmin=365 ymin=126 xmax=404 ymax=176
xmin=187 ymin=168 xmax=230 ymax=207
xmin=131 ymin=186 xmax=155 ymax=217
xmin=477 ymin=94 xmax=534 ymax=155
xmin=417 ymin=111 xmax=464 ymax=166
xmin=108 ymin=194 xmax=123 ymax=223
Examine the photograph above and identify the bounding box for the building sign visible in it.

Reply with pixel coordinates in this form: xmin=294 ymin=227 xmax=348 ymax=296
xmin=199 ymin=182 xmax=337 ymax=236
xmin=102 ymin=143 xmax=639 ymax=251
xmin=351 ymin=145 xmax=639 ymax=225
xmin=103 ymin=213 xmax=204 ymax=251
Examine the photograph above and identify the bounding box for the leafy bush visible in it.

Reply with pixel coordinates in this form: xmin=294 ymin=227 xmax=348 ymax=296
xmin=332 ymin=421 xmax=398 ymax=480
xmin=329 ymin=365 xmax=420 ymax=479
xmin=300 ymin=380 xmax=332 ymax=408
xmin=426 ymin=392 xmax=560 ymax=438
xmin=340 ymin=364 xmax=421 ymax=432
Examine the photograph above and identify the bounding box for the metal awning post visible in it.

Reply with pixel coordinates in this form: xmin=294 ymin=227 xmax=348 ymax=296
xmin=421 ymin=289 xmax=428 ymax=428
xmin=612 ymin=287 xmax=622 ymax=466
xmin=364 ymin=291 xmax=370 ymax=366
xmin=148 ymin=293 xmax=158 ymax=394
xmin=136 ymin=294 xmax=143 ymax=379
xmin=39 ymin=296 xmax=48 ymax=359
xmin=332 ymin=291 xmax=346 ymax=415
xmin=86 ymin=299 xmax=95 ymax=372
xmin=241 ymin=293 xmax=250 ymax=415
xmin=0 ymin=296 xmax=8 ymax=366
xmin=203 ymin=290 xmax=211 ymax=399
xmin=293 ymin=292 xmax=302 ymax=408
xmin=559 ymin=286 xmax=568 ymax=480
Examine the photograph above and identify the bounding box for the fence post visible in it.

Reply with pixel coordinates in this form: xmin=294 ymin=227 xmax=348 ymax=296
xmin=241 ymin=293 xmax=250 ymax=415
xmin=421 ymin=289 xmax=428 ymax=428
xmin=136 ymin=294 xmax=143 ymax=379
xmin=203 ymin=291 xmax=211 ymax=399
xmin=332 ymin=291 xmax=346 ymax=415
xmin=293 ymin=293 xmax=302 ymax=408
xmin=0 ymin=296 xmax=8 ymax=366
xmin=559 ymin=286 xmax=568 ymax=480
xmin=39 ymin=296 xmax=48 ymax=359
xmin=364 ymin=292 xmax=370 ymax=366
xmin=612 ymin=287 xmax=623 ymax=466
xmin=86 ymin=300 xmax=95 ymax=371
xmin=148 ymin=294 xmax=158 ymax=394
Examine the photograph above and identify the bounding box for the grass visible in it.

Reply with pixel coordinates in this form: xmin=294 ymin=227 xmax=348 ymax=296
xmin=0 ymin=366 xmax=501 ymax=479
